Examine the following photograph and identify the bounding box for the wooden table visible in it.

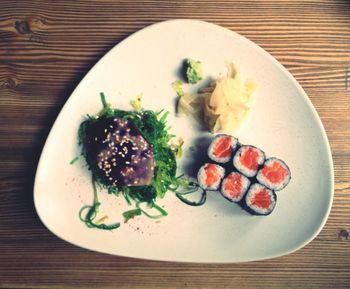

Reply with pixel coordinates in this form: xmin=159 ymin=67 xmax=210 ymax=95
xmin=1 ymin=1 xmax=350 ymax=288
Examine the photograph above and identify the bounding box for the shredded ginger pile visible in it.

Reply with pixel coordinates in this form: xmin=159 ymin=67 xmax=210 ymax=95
xmin=178 ymin=62 xmax=257 ymax=133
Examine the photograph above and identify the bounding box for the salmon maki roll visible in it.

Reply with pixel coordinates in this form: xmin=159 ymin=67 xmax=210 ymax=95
xmin=233 ymin=145 xmax=265 ymax=177
xmin=244 ymin=183 xmax=277 ymax=215
xmin=257 ymin=158 xmax=291 ymax=191
xmin=197 ymin=163 xmax=225 ymax=190
xmin=221 ymin=172 xmax=250 ymax=202
xmin=208 ymin=134 xmax=238 ymax=163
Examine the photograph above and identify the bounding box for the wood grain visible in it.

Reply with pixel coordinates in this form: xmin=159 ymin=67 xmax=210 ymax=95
xmin=1 ymin=0 xmax=350 ymax=288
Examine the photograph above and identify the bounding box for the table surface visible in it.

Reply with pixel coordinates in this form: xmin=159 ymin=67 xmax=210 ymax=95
xmin=1 ymin=0 xmax=350 ymax=288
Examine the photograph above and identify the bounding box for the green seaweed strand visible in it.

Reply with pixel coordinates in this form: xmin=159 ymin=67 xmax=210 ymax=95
xmin=171 ymin=181 xmax=207 ymax=206
xmin=79 ymin=177 xmax=120 ymax=230
xmin=136 ymin=201 xmax=168 ymax=219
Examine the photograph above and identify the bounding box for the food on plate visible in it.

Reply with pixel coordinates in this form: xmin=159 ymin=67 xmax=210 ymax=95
xmin=197 ymin=163 xmax=225 ymax=190
xmin=81 ymin=116 xmax=155 ymax=187
xmin=78 ymin=93 xmax=200 ymax=230
xmin=176 ymin=92 xmax=203 ymax=117
xmin=243 ymin=183 xmax=277 ymax=215
xmin=233 ymin=145 xmax=265 ymax=177
xmin=221 ymin=172 xmax=250 ymax=202
xmin=257 ymin=158 xmax=291 ymax=191
xmin=183 ymin=58 xmax=203 ymax=84
xmin=201 ymin=62 xmax=256 ymax=133
xmin=176 ymin=61 xmax=257 ymax=133
xmin=197 ymin=134 xmax=291 ymax=216
xmin=172 ymin=79 xmax=184 ymax=98
xmin=207 ymin=134 xmax=238 ymax=163
xmin=130 ymin=93 xmax=143 ymax=111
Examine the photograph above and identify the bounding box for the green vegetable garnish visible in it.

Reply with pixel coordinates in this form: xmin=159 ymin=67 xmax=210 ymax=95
xmin=78 ymin=93 xmax=202 ymax=229
xmin=171 ymin=80 xmax=184 ymax=97
xmin=79 ymin=177 xmax=120 ymax=230
xmin=130 ymin=93 xmax=143 ymax=111
xmin=184 ymin=58 xmax=203 ymax=84
xmin=69 ymin=156 xmax=79 ymax=165
xmin=122 ymin=208 xmax=142 ymax=223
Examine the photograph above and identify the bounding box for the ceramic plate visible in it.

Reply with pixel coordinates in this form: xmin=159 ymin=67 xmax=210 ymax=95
xmin=34 ymin=19 xmax=334 ymax=263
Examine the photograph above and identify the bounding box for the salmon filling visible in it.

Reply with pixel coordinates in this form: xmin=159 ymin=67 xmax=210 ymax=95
xmin=240 ymin=147 xmax=260 ymax=171
xmin=261 ymin=162 xmax=289 ymax=183
xmin=205 ymin=164 xmax=222 ymax=186
xmin=223 ymin=173 xmax=243 ymax=198
xmin=251 ymin=188 xmax=272 ymax=209
xmin=213 ymin=136 xmax=233 ymax=158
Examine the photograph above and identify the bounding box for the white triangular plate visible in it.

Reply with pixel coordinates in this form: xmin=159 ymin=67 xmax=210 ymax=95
xmin=34 ymin=19 xmax=333 ymax=263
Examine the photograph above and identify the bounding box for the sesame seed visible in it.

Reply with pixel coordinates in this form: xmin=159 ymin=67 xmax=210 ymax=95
xmin=125 ymin=161 xmax=130 ymax=164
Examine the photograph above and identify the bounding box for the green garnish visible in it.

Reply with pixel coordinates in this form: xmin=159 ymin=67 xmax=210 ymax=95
xmin=171 ymin=80 xmax=184 ymax=97
xmin=122 ymin=208 xmax=142 ymax=223
xmin=169 ymin=179 xmax=207 ymax=206
xmin=69 ymin=156 xmax=79 ymax=165
xmin=175 ymin=188 xmax=207 ymax=206
xmin=136 ymin=201 xmax=168 ymax=219
xmin=130 ymin=93 xmax=143 ymax=111
xmin=78 ymin=93 xmax=200 ymax=229
xmin=184 ymin=58 xmax=203 ymax=84
xmin=79 ymin=177 xmax=120 ymax=230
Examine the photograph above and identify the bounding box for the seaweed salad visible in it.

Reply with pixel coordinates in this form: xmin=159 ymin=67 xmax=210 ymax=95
xmin=77 ymin=93 xmax=205 ymax=230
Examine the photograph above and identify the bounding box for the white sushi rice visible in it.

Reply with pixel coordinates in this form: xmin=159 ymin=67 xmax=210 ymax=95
xmin=221 ymin=172 xmax=250 ymax=202
xmin=197 ymin=163 xmax=225 ymax=190
xmin=233 ymin=145 xmax=265 ymax=177
xmin=256 ymin=158 xmax=291 ymax=191
xmin=245 ymin=183 xmax=276 ymax=215
xmin=208 ymin=134 xmax=238 ymax=163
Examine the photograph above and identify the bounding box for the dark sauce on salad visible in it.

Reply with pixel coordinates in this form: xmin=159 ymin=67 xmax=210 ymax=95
xmin=84 ymin=117 xmax=154 ymax=187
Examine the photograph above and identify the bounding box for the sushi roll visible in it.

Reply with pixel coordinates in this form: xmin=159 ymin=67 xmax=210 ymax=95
xmin=244 ymin=183 xmax=277 ymax=215
xmin=233 ymin=145 xmax=265 ymax=177
xmin=197 ymin=163 xmax=225 ymax=190
xmin=257 ymin=157 xmax=291 ymax=191
xmin=208 ymin=134 xmax=238 ymax=163
xmin=221 ymin=172 xmax=250 ymax=202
